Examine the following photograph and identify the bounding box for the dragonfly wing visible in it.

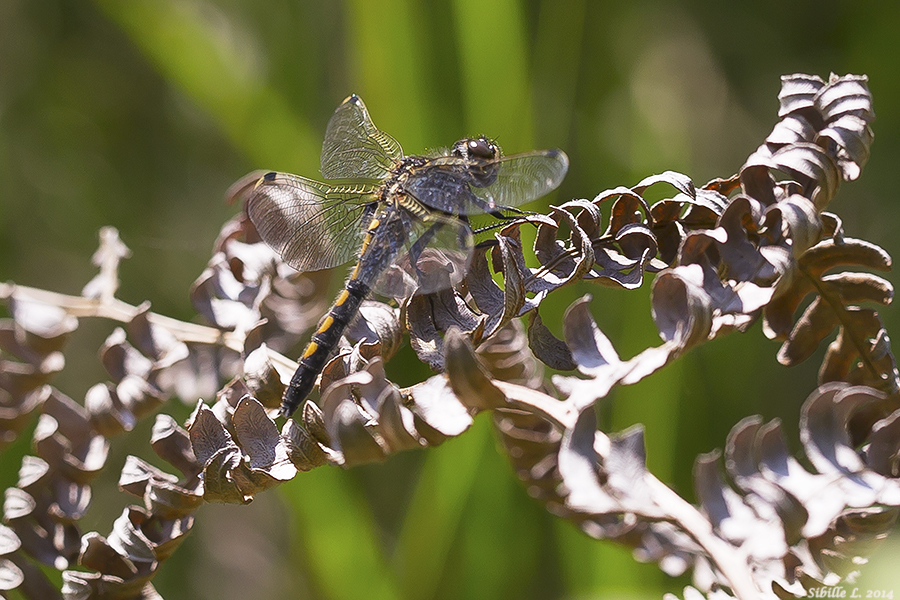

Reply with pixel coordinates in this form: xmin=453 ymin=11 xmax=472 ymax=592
xmin=321 ymin=95 xmax=404 ymax=180
xmin=244 ymin=172 xmax=377 ymax=271
xmin=372 ymin=212 xmax=474 ymax=299
xmin=405 ymin=149 xmax=569 ymax=215
xmin=402 ymin=165 xmax=479 ymax=215
xmin=471 ymin=149 xmax=569 ymax=210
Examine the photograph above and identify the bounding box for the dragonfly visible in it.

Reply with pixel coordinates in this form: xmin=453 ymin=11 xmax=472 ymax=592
xmin=235 ymin=94 xmax=568 ymax=417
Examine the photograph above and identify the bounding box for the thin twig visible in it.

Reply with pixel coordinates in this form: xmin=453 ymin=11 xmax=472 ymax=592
xmin=0 ymin=282 xmax=244 ymax=352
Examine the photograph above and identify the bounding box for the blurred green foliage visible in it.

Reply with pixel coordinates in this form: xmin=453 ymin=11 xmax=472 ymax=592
xmin=1 ymin=0 xmax=899 ymax=598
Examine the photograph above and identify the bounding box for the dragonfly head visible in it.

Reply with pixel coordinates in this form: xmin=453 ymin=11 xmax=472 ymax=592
xmin=451 ymin=136 xmax=501 ymax=162
xmin=452 ymin=136 xmax=502 ymax=191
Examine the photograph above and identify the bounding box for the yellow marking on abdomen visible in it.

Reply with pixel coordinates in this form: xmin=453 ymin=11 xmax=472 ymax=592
xmin=302 ymin=341 xmax=319 ymax=359
xmin=334 ymin=290 xmax=350 ymax=306
xmin=356 ymin=218 xmax=379 ymax=256
xmin=317 ymin=316 xmax=335 ymax=334
xmin=355 ymin=234 xmax=373 ymax=265
xmin=350 ymin=221 xmax=379 ymax=279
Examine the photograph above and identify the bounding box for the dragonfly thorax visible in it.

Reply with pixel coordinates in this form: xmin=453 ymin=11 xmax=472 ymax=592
xmin=377 ymin=155 xmax=430 ymax=211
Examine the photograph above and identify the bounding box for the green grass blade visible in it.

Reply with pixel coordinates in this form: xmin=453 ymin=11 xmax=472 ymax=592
xmin=450 ymin=0 xmax=533 ymax=146
xmin=344 ymin=0 xmax=430 ymax=151
xmin=282 ymin=465 xmax=402 ymax=600
xmin=392 ymin=416 xmax=492 ymax=600
xmin=92 ymin=0 xmax=317 ymax=171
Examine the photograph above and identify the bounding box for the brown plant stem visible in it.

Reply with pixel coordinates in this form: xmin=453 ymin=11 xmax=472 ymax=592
xmin=0 ymin=282 xmax=244 ymax=352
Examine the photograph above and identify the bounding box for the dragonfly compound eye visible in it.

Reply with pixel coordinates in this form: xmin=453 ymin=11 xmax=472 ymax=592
xmin=468 ymin=137 xmax=498 ymax=160
xmin=451 ymin=137 xmax=499 ymax=162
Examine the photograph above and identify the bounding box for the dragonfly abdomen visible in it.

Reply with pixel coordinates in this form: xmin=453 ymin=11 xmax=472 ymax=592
xmin=281 ymin=278 xmax=370 ymax=416
xmin=280 ymin=212 xmax=400 ymax=417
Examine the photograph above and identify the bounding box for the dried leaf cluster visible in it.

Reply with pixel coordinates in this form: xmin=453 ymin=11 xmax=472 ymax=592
xmin=1 ymin=73 xmax=897 ymax=600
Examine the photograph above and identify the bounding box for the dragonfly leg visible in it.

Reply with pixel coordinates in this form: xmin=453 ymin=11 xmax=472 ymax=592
xmin=404 ymin=220 xmax=452 ymax=286
xmin=489 ymin=205 xmax=536 ymax=220
xmin=467 ymin=203 xmax=538 ymax=236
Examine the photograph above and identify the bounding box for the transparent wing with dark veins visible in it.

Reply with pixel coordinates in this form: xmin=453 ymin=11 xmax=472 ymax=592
xmin=404 ymin=149 xmax=569 ymax=215
xmin=245 ymin=172 xmax=377 ymax=271
xmin=372 ymin=211 xmax=474 ymax=299
xmin=320 ymin=94 xmax=404 ymax=180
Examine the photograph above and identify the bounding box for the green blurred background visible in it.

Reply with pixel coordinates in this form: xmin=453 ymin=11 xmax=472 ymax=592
xmin=2 ymin=0 xmax=899 ymax=598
